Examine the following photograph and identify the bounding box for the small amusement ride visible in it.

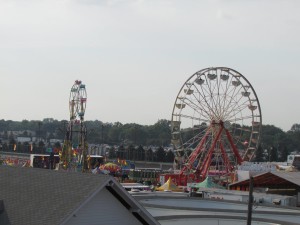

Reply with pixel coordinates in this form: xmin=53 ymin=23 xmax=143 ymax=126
xmin=59 ymin=80 xmax=89 ymax=172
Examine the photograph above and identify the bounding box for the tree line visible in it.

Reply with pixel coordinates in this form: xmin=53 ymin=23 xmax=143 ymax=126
xmin=0 ymin=118 xmax=171 ymax=146
xmin=1 ymin=118 xmax=300 ymax=162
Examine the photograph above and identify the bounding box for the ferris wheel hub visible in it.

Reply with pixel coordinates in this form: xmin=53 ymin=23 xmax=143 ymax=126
xmin=223 ymin=121 xmax=231 ymax=130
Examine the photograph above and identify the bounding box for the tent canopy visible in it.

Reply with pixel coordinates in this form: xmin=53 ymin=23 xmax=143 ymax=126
xmin=100 ymin=163 xmax=121 ymax=172
xmin=156 ymin=177 xmax=181 ymax=192
xmin=191 ymin=176 xmax=225 ymax=189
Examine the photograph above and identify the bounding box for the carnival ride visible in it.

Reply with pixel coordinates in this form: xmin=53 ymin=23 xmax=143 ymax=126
xmin=60 ymin=80 xmax=89 ymax=172
xmin=166 ymin=67 xmax=262 ymax=186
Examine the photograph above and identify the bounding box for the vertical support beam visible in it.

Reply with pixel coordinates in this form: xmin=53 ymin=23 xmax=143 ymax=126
xmin=225 ymin=129 xmax=243 ymax=164
xmin=247 ymin=176 xmax=254 ymax=225
xmin=220 ymin=142 xmax=232 ymax=173
xmin=200 ymin=126 xmax=224 ymax=178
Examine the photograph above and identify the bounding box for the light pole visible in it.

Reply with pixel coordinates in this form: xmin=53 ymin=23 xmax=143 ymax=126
xmin=247 ymin=176 xmax=254 ymax=225
xmin=101 ymin=124 xmax=104 ymax=156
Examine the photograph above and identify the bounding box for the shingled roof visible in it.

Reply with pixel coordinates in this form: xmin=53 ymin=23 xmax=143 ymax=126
xmin=0 ymin=166 xmax=159 ymax=225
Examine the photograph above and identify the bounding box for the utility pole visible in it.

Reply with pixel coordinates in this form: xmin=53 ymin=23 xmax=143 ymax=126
xmin=101 ymin=124 xmax=104 ymax=156
xmin=275 ymin=134 xmax=279 ymax=161
xmin=247 ymin=176 xmax=254 ymax=225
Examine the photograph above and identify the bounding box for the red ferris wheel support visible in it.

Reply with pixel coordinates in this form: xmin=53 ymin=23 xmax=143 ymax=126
xmin=179 ymin=125 xmax=211 ymax=176
xmin=176 ymin=121 xmax=245 ymax=185
xmin=198 ymin=125 xmax=224 ymax=179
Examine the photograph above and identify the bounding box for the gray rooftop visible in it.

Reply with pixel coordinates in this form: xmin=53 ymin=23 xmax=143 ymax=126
xmin=0 ymin=166 xmax=159 ymax=225
xmin=0 ymin=166 xmax=111 ymax=225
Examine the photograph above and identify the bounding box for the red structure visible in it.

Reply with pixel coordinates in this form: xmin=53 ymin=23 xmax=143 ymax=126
xmin=162 ymin=121 xmax=245 ymax=186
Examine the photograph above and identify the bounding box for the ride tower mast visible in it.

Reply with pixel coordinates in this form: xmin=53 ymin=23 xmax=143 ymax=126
xmin=60 ymin=80 xmax=88 ymax=172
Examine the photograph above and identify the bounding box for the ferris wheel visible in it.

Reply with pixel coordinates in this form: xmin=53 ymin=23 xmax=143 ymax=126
xmin=171 ymin=67 xmax=262 ymax=179
xmin=60 ymin=80 xmax=88 ymax=172
xmin=69 ymin=80 xmax=87 ymax=121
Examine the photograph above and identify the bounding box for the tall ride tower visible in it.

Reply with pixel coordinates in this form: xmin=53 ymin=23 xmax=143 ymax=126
xmin=60 ymin=80 xmax=88 ymax=172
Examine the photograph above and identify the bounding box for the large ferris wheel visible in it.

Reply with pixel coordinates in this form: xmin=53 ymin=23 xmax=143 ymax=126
xmin=171 ymin=67 xmax=262 ymax=182
xmin=60 ymin=80 xmax=88 ymax=172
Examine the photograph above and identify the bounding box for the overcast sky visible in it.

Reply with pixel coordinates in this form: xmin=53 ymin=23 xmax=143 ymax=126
xmin=1 ymin=0 xmax=299 ymax=131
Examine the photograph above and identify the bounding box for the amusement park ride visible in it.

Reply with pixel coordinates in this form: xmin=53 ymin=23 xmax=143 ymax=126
xmin=57 ymin=68 xmax=261 ymax=187
xmin=163 ymin=67 xmax=262 ymax=186
xmin=59 ymin=80 xmax=89 ymax=172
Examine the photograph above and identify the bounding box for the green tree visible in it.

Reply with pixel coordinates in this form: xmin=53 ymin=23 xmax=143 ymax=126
xmin=0 ymin=119 xmax=8 ymax=132
xmin=290 ymin=123 xmax=300 ymax=132
xmin=136 ymin=145 xmax=145 ymax=161
xmin=155 ymin=146 xmax=166 ymax=162
xmin=3 ymin=131 xmax=8 ymax=140
xmin=2 ymin=143 xmax=8 ymax=151
xmin=127 ymin=145 xmax=135 ymax=160
xmin=108 ymin=146 xmax=116 ymax=159
xmin=269 ymin=146 xmax=278 ymax=162
xmin=146 ymin=147 xmax=154 ymax=162
xmin=286 ymin=129 xmax=300 ymax=153
xmin=9 ymin=137 xmax=16 ymax=152
xmin=166 ymin=150 xmax=174 ymax=162
xmin=54 ymin=141 xmax=61 ymax=148
xmin=108 ymin=126 xmax=121 ymax=144
xmin=36 ymin=121 xmax=43 ymax=141
xmin=116 ymin=145 xmax=125 ymax=159
xmin=22 ymin=130 xmax=28 ymax=137
xmin=279 ymin=146 xmax=289 ymax=162
xmin=21 ymin=120 xmax=29 ymax=130
xmin=32 ymin=142 xmax=37 ymax=153
xmin=17 ymin=142 xmax=22 ymax=153
xmin=147 ymin=120 xmax=171 ymax=146
xmin=8 ymin=132 xmax=14 ymax=141
xmin=38 ymin=141 xmax=45 ymax=154
xmin=254 ymin=144 xmax=265 ymax=162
